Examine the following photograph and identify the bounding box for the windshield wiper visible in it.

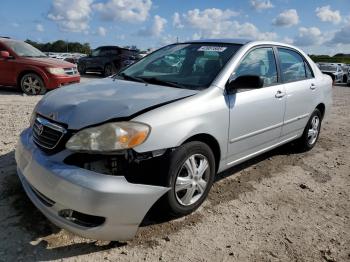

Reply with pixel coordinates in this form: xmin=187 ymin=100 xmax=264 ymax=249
xmin=139 ymin=77 xmax=185 ymax=89
xmin=23 ymin=55 xmax=47 ymax=58
xmin=117 ymin=73 xmax=148 ymax=84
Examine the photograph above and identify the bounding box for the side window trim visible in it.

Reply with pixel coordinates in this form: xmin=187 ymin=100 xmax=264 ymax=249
xmin=272 ymin=46 xmax=282 ymax=84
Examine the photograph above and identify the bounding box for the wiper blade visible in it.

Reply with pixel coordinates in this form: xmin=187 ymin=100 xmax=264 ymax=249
xmin=117 ymin=73 xmax=148 ymax=84
xmin=139 ymin=77 xmax=185 ymax=89
xmin=23 ymin=55 xmax=47 ymax=58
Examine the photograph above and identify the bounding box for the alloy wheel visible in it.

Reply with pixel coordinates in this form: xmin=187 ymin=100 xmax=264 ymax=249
xmin=307 ymin=115 xmax=320 ymax=145
xmin=175 ymin=154 xmax=210 ymax=206
xmin=22 ymin=75 xmax=42 ymax=95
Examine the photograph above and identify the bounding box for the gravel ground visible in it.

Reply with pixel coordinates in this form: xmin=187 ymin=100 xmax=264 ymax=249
xmin=0 ymin=79 xmax=349 ymax=261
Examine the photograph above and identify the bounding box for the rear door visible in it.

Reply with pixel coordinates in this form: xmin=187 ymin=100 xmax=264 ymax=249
xmin=277 ymin=47 xmax=317 ymax=137
xmin=226 ymin=47 xmax=286 ymax=165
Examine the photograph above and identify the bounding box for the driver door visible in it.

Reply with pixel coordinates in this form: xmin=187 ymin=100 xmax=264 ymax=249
xmin=226 ymin=47 xmax=286 ymax=166
xmin=0 ymin=43 xmax=15 ymax=85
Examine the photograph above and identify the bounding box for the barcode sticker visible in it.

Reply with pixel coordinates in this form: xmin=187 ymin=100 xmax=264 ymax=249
xmin=198 ymin=46 xmax=227 ymax=52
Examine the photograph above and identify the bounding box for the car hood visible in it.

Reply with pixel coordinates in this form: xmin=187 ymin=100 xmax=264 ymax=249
xmin=36 ymin=78 xmax=199 ymax=130
xmin=23 ymin=57 xmax=75 ymax=68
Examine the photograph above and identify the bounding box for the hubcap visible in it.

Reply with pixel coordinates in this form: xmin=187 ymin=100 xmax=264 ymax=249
xmin=175 ymin=154 xmax=210 ymax=206
xmin=307 ymin=115 xmax=320 ymax=145
xmin=22 ymin=76 xmax=41 ymax=95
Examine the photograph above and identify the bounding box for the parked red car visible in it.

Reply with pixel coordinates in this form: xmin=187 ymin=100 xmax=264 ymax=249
xmin=0 ymin=37 xmax=80 ymax=95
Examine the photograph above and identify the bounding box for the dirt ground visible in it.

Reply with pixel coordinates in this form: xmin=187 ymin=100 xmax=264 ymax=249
xmin=0 ymin=81 xmax=349 ymax=262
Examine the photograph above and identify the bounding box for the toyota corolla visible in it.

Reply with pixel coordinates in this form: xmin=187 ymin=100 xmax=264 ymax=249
xmin=15 ymin=39 xmax=332 ymax=240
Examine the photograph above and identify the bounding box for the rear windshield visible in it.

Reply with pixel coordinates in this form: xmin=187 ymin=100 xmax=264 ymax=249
xmin=117 ymin=43 xmax=242 ymax=90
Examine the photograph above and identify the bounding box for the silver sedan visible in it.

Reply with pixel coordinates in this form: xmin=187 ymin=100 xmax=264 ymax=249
xmin=16 ymin=39 xmax=332 ymax=240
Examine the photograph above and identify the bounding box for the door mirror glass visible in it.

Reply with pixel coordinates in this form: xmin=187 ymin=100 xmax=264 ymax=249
xmin=0 ymin=51 xmax=10 ymax=59
xmin=226 ymin=75 xmax=264 ymax=93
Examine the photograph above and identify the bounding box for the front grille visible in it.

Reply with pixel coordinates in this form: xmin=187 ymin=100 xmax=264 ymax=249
xmin=32 ymin=116 xmax=67 ymax=150
xmin=64 ymin=67 xmax=78 ymax=75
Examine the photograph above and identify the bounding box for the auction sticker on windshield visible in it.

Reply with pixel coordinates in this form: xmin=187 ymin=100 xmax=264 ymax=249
xmin=198 ymin=46 xmax=227 ymax=52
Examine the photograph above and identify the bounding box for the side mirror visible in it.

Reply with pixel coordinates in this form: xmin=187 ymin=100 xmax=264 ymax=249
xmin=226 ymin=75 xmax=264 ymax=94
xmin=0 ymin=51 xmax=10 ymax=59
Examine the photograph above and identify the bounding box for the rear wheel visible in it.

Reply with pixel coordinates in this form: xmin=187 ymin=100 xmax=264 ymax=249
xmin=103 ymin=64 xmax=114 ymax=77
xmin=295 ymin=109 xmax=322 ymax=151
xmin=162 ymin=141 xmax=216 ymax=216
xmin=20 ymin=73 xmax=46 ymax=95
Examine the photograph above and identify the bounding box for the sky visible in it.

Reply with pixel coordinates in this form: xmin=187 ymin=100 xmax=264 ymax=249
xmin=0 ymin=0 xmax=349 ymax=54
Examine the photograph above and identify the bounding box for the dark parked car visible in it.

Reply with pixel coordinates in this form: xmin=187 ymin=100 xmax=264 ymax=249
xmin=77 ymin=46 xmax=138 ymax=76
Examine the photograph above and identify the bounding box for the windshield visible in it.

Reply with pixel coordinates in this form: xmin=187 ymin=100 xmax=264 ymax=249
xmin=319 ymin=65 xmax=337 ymax=71
xmin=116 ymin=43 xmax=242 ymax=90
xmin=6 ymin=41 xmax=46 ymax=57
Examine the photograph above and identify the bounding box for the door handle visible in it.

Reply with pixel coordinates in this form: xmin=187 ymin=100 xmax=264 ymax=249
xmin=275 ymin=90 xmax=285 ymax=98
xmin=310 ymin=83 xmax=316 ymax=90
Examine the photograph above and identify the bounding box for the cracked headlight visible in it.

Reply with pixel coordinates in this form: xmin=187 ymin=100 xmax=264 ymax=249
xmin=66 ymin=122 xmax=150 ymax=153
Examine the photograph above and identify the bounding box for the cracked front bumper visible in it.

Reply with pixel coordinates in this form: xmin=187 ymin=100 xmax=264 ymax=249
xmin=15 ymin=128 xmax=169 ymax=241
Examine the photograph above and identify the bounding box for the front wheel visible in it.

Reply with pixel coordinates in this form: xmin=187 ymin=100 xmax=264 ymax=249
xmin=20 ymin=73 xmax=46 ymax=95
xmin=162 ymin=141 xmax=216 ymax=216
xmin=296 ymin=109 xmax=322 ymax=151
xmin=77 ymin=63 xmax=86 ymax=74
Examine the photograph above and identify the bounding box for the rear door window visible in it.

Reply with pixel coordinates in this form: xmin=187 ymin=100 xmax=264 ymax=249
xmin=278 ymin=48 xmax=310 ymax=82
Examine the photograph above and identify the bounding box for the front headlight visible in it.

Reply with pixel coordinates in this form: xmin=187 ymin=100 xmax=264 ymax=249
xmin=47 ymin=67 xmax=65 ymax=75
xmin=66 ymin=122 xmax=150 ymax=152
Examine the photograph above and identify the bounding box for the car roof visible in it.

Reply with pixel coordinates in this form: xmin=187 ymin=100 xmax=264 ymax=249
xmin=181 ymin=39 xmax=306 ymax=50
xmin=95 ymin=45 xmax=138 ymax=51
xmin=185 ymin=38 xmax=252 ymax=45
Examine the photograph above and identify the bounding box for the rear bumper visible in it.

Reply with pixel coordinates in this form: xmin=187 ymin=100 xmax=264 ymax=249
xmin=15 ymin=128 xmax=169 ymax=240
xmin=46 ymin=75 xmax=80 ymax=89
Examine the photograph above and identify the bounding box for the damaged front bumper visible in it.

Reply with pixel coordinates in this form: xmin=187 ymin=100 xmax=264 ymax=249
xmin=15 ymin=128 xmax=169 ymax=241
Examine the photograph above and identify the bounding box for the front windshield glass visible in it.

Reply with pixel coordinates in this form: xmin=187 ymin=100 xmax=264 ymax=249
xmin=6 ymin=41 xmax=46 ymax=57
xmin=117 ymin=43 xmax=242 ymax=90
xmin=319 ymin=65 xmax=337 ymax=71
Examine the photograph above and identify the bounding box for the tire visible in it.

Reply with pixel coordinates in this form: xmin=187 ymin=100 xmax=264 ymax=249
xmin=20 ymin=73 xmax=46 ymax=95
xmin=103 ymin=63 xmax=114 ymax=77
xmin=296 ymin=109 xmax=322 ymax=152
xmin=161 ymin=141 xmax=216 ymax=216
xmin=343 ymin=75 xmax=347 ymax=83
xmin=78 ymin=63 xmax=86 ymax=75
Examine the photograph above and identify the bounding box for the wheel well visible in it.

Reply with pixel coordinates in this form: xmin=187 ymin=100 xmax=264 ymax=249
xmin=17 ymin=70 xmax=43 ymax=87
xmin=316 ymin=103 xmax=325 ymax=119
xmin=182 ymin=134 xmax=221 ymax=172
